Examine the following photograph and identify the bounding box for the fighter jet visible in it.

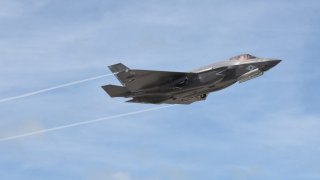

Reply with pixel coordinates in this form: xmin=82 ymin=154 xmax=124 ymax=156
xmin=102 ymin=54 xmax=281 ymax=104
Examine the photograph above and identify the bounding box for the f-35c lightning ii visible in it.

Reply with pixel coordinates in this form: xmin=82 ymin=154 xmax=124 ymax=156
xmin=102 ymin=54 xmax=281 ymax=104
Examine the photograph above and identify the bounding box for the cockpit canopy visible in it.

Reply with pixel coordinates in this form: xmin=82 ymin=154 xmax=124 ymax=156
xmin=229 ymin=54 xmax=256 ymax=61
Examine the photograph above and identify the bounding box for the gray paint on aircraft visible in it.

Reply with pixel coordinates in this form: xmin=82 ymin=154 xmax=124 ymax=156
xmin=102 ymin=54 xmax=281 ymax=104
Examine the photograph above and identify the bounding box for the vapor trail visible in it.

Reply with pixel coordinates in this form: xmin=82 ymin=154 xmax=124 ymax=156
xmin=0 ymin=74 xmax=113 ymax=103
xmin=0 ymin=105 xmax=176 ymax=142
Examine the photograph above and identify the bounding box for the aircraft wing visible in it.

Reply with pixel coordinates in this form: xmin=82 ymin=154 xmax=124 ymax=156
xmin=126 ymin=96 xmax=170 ymax=104
xmin=126 ymin=94 xmax=206 ymax=105
xmin=109 ymin=63 xmax=198 ymax=92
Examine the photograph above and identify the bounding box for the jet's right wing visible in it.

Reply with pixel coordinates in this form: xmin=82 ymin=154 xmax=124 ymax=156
xmin=126 ymin=94 xmax=206 ymax=105
xmin=126 ymin=96 xmax=169 ymax=104
xmin=108 ymin=63 xmax=198 ymax=92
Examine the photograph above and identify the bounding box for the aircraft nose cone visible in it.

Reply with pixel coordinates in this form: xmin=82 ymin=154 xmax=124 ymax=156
xmin=271 ymin=59 xmax=282 ymax=66
xmin=261 ymin=59 xmax=281 ymax=71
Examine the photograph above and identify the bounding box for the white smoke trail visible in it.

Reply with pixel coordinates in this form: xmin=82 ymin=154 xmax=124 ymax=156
xmin=0 ymin=105 xmax=176 ymax=142
xmin=0 ymin=74 xmax=113 ymax=103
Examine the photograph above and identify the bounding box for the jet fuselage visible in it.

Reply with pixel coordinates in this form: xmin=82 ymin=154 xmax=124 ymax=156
xmin=102 ymin=54 xmax=281 ymax=104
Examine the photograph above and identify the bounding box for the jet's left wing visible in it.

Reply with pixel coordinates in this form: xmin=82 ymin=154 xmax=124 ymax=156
xmin=108 ymin=63 xmax=198 ymax=92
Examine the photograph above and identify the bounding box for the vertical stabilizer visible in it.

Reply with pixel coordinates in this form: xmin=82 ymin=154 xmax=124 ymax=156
xmin=108 ymin=63 xmax=130 ymax=74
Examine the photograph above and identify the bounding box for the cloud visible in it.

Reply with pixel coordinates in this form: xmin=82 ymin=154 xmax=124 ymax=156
xmin=0 ymin=0 xmax=320 ymax=180
xmin=253 ymin=113 xmax=320 ymax=148
xmin=111 ymin=172 xmax=132 ymax=180
xmin=89 ymin=171 xmax=132 ymax=180
xmin=0 ymin=0 xmax=49 ymax=18
xmin=230 ymin=165 xmax=258 ymax=179
xmin=0 ymin=119 xmax=46 ymax=141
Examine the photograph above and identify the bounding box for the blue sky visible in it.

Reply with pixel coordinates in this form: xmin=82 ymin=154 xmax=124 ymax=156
xmin=0 ymin=0 xmax=320 ymax=179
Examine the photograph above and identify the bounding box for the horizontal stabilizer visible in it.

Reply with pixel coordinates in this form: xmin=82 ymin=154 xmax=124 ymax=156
xmin=108 ymin=63 xmax=130 ymax=74
xmin=101 ymin=85 xmax=130 ymax=97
